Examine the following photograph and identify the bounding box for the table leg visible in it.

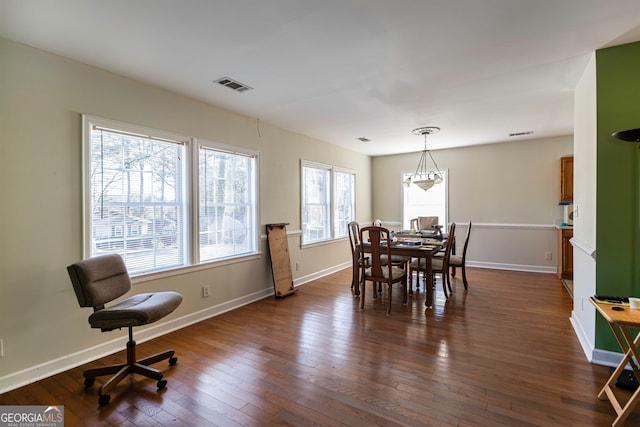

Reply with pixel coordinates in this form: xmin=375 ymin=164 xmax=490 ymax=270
xmin=424 ymin=254 xmax=433 ymax=308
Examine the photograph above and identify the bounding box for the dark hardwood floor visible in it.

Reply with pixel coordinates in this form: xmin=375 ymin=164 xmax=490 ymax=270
xmin=1 ymin=267 xmax=636 ymax=426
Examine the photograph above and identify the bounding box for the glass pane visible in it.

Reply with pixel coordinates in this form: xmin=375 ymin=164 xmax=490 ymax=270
xmin=302 ymin=166 xmax=331 ymax=243
xmin=303 ymin=204 xmax=329 ymax=242
xmin=334 ymin=171 xmax=355 ymax=238
xmin=199 ymin=147 xmax=255 ymax=262
xmin=90 ymin=128 xmax=186 ymax=275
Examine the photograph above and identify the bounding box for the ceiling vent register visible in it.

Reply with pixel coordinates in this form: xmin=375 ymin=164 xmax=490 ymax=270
xmin=214 ymin=77 xmax=253 ymax=93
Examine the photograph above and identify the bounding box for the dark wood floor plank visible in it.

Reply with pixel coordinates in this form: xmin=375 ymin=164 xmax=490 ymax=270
xmin=1 ymin=267 xmax=637 ymax=426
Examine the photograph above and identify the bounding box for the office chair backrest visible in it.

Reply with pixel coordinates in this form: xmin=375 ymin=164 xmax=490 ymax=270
xmin=67 ymin=254 xmax=131 ymax=308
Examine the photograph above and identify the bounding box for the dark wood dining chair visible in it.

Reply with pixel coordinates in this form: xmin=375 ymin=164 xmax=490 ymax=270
xmin=348 ymin=221 xmax=366 ymax=292
xmin=410 ymin=222 xmax=456 ymax=298
xmin=432 ymin=222 xmax=456 ymax=297
xmin=449 ymin=222 xmax=472 ymax=290
xmin=359 ymin=226 xmax=408 ymax=315
xmin=410 ymin=216 xmax=439 ymax=231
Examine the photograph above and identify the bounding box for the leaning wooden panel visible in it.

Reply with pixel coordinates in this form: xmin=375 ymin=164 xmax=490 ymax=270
xmin=266 ymin=223 xmax=297 ymax=298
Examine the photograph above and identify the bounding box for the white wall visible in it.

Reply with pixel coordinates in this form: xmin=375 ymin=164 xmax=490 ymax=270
xmin=372 ymin=136 xmax=574 ymax=272
xmin=0 ymin=38 xmax=371 ymax=391
xmin=569 ymin=53 xmax=598 ymax=362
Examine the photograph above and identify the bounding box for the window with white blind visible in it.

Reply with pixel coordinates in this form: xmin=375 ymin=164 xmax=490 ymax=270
xmin=83 ymin=115 xmax=259 ymax=276
xmin=198 ymin=143 xmax=257 ymax=262
xmin=301 ymin=161 xmax=355 ymax=245
xmin=333 ymin=169 xmax=356 ymax=238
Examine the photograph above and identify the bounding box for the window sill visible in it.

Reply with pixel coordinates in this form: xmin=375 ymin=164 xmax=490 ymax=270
xmin=300 ymin=236 xmax=348 ymax=250
xmin=131 ymin=252 xmax=263 ymax=285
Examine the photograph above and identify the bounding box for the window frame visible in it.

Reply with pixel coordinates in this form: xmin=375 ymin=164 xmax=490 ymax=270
xmin=333 ymin=166 xmax=356 ymax=239
xmin=193 ymin=138 xmax=260 ymax=265
xmin=82 ymin=115 xmax=260 ymax=278
xmin=300 ymin=160 xmax=356 ymax=246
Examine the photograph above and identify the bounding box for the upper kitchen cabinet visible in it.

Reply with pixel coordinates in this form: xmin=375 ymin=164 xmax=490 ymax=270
xmin=560 ymin=155 xmax=574 ymax=203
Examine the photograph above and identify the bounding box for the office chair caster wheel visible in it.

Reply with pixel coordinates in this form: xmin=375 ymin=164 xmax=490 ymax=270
xmin=98 ymin=394 xmax=110 ymax=406
xmin=84 ymin=377 xmax=95 ymax=388
xmin=157 ymin=379 xmax=167 ymax=390
xmin=169 ymin=356 xmax=177 ymax=365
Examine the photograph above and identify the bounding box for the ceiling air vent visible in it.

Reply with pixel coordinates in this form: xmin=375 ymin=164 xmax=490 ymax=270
xmin=214 ymin=77 xmax=253 ymax=93
xmin=357 ymin=137 xmax=371 ymax=142
xmin=509 ymin=131 xmax=534 ymax=137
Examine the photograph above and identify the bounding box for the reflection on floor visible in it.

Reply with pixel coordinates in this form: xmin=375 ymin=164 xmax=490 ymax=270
xmin=562 ymin=279 xmax=574 ymax=298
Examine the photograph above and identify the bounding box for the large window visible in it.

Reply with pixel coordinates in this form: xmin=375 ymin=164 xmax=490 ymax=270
xmin=301 ymin=161 xmax=355 ymax=244
xmin=402 ymin=170 xmax=448 ymax=230
xmin=84 ymin=115 xmax=258 ymax=276
xmin=333 ymin=169 xmax=356 ymax=238
xmin=199 ymin=144 xmax=256 ymax=262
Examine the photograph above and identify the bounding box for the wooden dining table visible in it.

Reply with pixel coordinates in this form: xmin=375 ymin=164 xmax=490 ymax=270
xmin=355 ymin=239 xmax=443 ymax=308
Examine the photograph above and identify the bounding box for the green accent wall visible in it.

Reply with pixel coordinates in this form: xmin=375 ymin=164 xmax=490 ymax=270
xmin=595 ymin=41 xmax=640 ymax=351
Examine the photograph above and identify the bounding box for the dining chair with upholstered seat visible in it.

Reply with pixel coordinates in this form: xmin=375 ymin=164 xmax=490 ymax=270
xmin=410 ymin=216 xmax=439 ymax=231
xmin=359 ymin=226 xmax=408 ymax=315
xmin=67 ymin=254 xmax=183 ymax=405
xmin=449 ymin=222 xmax=472 ymax=290
xmin=367 ymin=221 xmax=410 ymax=280
xmin=348 ymin=221 xmax=366 ymax=292
xmin=432 ymin=222 xmax=457 ymax=297
xmin=410 ymin=222 xmax=456 ymax=298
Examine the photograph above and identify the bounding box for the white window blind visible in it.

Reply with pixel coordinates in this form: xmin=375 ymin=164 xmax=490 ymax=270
xmin=302 ymin=164 xmax=331 ymax=243
xmin=301 ymin=161 xmax=355 ymax=244
xmin=333 ymin=169 xmax=355 ymax=238
xmin=88 ymin=124 xmax=187 ymax=275
xmin=198 ymin=145 xmax=257 ymax=261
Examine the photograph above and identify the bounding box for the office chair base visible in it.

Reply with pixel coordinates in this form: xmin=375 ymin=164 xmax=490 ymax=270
xmin=83 ymin=337 xmax=177 ymax=406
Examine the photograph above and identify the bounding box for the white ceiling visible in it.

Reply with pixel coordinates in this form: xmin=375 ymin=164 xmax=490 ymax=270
xmin=2 ymin=0 xmax=640 ymax=156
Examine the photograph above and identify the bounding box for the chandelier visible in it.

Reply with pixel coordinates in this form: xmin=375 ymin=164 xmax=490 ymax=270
xmin=403 ymin=126 xmax=443 ymax=191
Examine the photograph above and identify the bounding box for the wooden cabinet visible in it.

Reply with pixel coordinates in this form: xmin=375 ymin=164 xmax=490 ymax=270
xmin=557 ymin=227 xmax=573 ymax=280
xmin=560 ymin=156 xmax=573 ymax=203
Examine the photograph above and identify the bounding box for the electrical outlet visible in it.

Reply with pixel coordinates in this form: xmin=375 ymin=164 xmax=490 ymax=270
xmin=544 ymin=252 xmax=552 ymax=260
xmin=295 ymin=262 xmax=301 ymax=271
xmin=202 ymin=285 xmax=210 ymax=298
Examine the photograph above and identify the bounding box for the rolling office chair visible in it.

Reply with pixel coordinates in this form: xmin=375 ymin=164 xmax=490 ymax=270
xmin=67 ymin=254 xmax=183 ymax=405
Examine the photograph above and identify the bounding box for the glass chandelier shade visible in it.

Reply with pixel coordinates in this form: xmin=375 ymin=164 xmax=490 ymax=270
xmin=403 ymin=127 xmax=443 ymax=191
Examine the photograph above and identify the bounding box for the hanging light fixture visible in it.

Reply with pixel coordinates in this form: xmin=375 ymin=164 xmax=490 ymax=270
xmin=403 ymin=126 xmax=443 ymax=191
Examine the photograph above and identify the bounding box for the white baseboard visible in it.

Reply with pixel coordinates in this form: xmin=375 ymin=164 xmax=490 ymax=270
xmin=467 ymin=261 xmax=556 ymax=274
xmin=591 ymin=349 xmax=625 ymax=369
xmin=571 ymin=308 xmax=626 ymax=369
xmin=570 ymin=310 xmax=594 ymax=363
